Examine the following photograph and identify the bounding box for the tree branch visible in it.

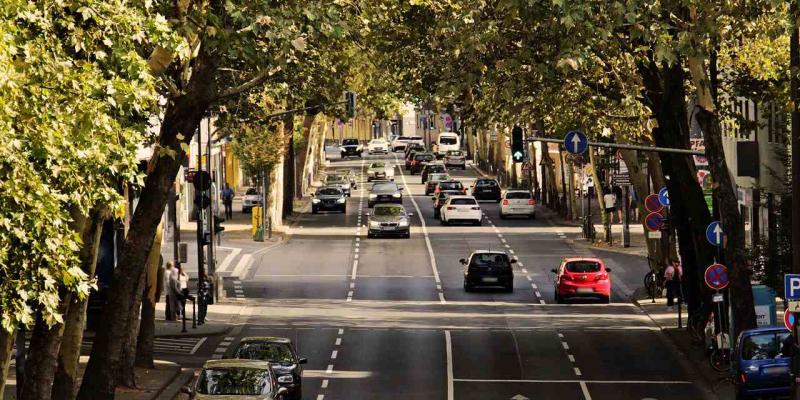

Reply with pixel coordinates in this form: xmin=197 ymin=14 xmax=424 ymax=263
xmin=215 ymin=70 xmax=272 ymax=100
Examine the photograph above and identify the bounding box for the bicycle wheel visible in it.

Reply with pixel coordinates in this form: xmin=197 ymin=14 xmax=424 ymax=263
xmin=709 ymin=349 xmax=731 ymax=372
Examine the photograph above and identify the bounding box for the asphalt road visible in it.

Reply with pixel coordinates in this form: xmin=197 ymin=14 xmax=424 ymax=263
xmin=176 ymin=152 xmax=712 ymax=400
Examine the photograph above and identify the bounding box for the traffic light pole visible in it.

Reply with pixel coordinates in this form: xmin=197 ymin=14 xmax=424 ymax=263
xmin=206 ymin=127 xmax=215 ymax=302
xmin=195 ymin=136 xmax=206 ymax=317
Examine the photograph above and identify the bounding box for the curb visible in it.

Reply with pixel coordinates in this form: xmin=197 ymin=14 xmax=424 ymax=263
xmin=149 ymin=363 xmax=182 ymax=400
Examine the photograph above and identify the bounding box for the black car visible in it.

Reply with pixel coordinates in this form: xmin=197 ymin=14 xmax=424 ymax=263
xmin=404 ymin=145 xmax=426 ymax=169
xmin=311 ymin=186 xmax=346 ymax=214
xmin=339 ymin=138 xmax=362 ymax=159
xmin=232 ymin=337 xmax=307 ymax=400
xmin=471 ymin=178 xmax=501 ymax=202
xmin=368 ymin=181 xmax=403 ymax=207
xmin=367 ymin=204 xmax=412 ymax=238
xmin=409 ymin=152 xmax=436 ymax=174
xmin=432 ymin=190 xmax=462 ymax=219
xmin=461 ymin=251 xmax=515 ymax=292
xmin=421 ymin=163 xmax=447 ymax=183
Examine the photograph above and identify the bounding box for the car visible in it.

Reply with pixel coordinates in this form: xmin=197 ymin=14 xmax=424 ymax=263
xmin=335 ymin=169 xmax=357 ymax=189
xmin=391 ymin=136 xmax=423 ymax=152
xmin=461 ymin=251 xmax=515 ymax=292
xmin=432 ymin=190 xmax=462 ymax=219
xmin=368 ymin=181 xmax=403 ymax=207
xmin=551 ymin=257 xmax=611 ymax=303
xmin=439 ymin=195 xmax=482 ymax=225
xmin=435 ymin=132 xmax=460 ymax=157
xmin=232 ymin=337 xmax=307 ymax=400
xmin=500 ymin=189 xmax=536 ymax=219
xmin=366 ymin=161 xmax=394 ymax=182
xmin=421 ymin=163 xmax=447 ymax=183
xmin=425 ymin=173 xmax=451 ymax=195
xmin=182 ymin=359 xmax=289 ymax=399
xmin=409 ymin=152 xmax=436 ymax=174
xmin=471 ymin=178 xmax=501 ymax=202
xmin=367 ymin=138 xmax=389 ymax=154
xmin=404 ymin=147 xmax=426 ymax=170
xmin=434 ymin=180 xmax=467 ymax=195
xmin=734 ymin=327 xmax=791 ymax=399
xmin=339 ymin=138 xmax=362 ymax=159
xmin=324 ymin=174 xmax=351 ymax=196
xmin=242 ymin=187 xmax=261 ymax=213
xmin=404 ymin=143 xmax=426 ymax=159
xmin=444 ymin=150 xmax=466 ymax=169
xmin=311 ymin=186 xmax=346 ymax=214
xmin=367 ymin=204 xmax=412 ymax=238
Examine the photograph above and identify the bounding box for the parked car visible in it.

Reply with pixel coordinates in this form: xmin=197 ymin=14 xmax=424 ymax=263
xmin=425 ymin=173 xmax=451 ymax=195
xmin=444 ymin=150 xmax=466 ymax=169
xmin=242 ymin=187 xmax=261 ymax=213
xmin=421 ymin=163 xmax=447 ymax=183
xmin=432 ymin=190 xmax=462 ymax=219
xmin=734 ymin=327 xmax=791 ymax=399
xmin=339 ymin=138 xmax=362 ymax=159
xmin=232 ymin=337 xmax=307 ymax=400
xmin=500 ymin=189 xmax=536 ymax=219
xmin=182 ymin=359 xmax=289 ymax=399
xmin=551 ymin=257 xmax=611 ymax=303
xmin=367 ymin=161 xmax=394 ymax=182
xmin=368 ymin=181 xmax=403 ymax=207
xmin=311 ymin=186 xmax=346 ymax=214
xmin=439 ymin=195 xmax=481 ymax=225
xmin=324 ymin=174 xmax=351 ymax=196
xmin=367 ymin=138 xmax=389 ymax=155
xmin=435 ymin=132 xmax=460 ymax=157
xmin=471 ymin=178 xmax=501 ymax=202
xmin=461 ymin=250 xmax=515 ymax=292
xmin=409 ymin=152 xmax=436 ymax=174
xmin=335 ymin=169 xmax=357 ymax=189
xmin=435 ymin=180 xmax=467 ymax=195
xmin=367 ymin=204 xmax=412 ymax=238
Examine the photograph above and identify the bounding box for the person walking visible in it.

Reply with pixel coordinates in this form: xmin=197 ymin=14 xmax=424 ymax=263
xmin=222 ymin=183 xmax=234 ymax=220
xmin=177 ymin=265 xmax=190 ymax=314
xmin=167 ymin=263 xmax=182 ymax=320
xmin=613 ymin=185 xmax=624 ymax=223
xmin=664 ymin=261 xmax=683 ymax=310
xmin=164 ymin=262 xmax=175 ymax=320
xmin=603 ymin=186 xmax=617 ymax=223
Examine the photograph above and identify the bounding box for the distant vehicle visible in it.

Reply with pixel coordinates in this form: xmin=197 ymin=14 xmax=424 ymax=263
xmin=242 ymin=187 xmax=262 ymax=213
xmin=339 ymin=138 xmax=362 ymax=159
xmin=367 ymin=138 xmax=389 ymax=155
xmin=432 ymin=190 xmax=462 ymax=219
xmin=311 ymin=186 xmax=346 ymax=214
xmin=552 ymin=257 xmax=611 ymax=304
xmin=500 ymin=189 xmax=536 ymax=219
xmin=444 ymin=150 xmax=466 ymax=169
xmin=435 ymin=180 xmax=466 ymax=195
xmin=471 ymin=178 xmax=501 ymax=202
xmin=232 ymin=337 xmax=307 ymax=400
xmin=324 ymin=174 xmax=351 ymax=196
xmin=461 ymin=250 xmax=515 ymax=292
xmin=182 ymin=359 xmax=289 ymax=399
xmin=404 ymin=147 xmax=426 ymax=170
xmin=421 ymin=163 xmax=447 ymax=183
xmin=425 ymin=173 xmax=451 ymax=195
xmin=368 ymin=181 xmax=403 ymax=208
xmin=367 ymin=161 xmax=394 ymax=182
xmin=409 ymin=152 xmax=436 ymax=174
xmin=734 ymin=327 xmax=791 ymax=399
xmin=335 ymin=169 xmax=357 ymax=189
xmin=391 ymin=136 xmax=424 ymax=152
xmin=436 ymin=132 xmax=460 ymax=157
xmin=440 ymin=195 xmax=481 ymax=226
xmin=367 ymin=204 xmax=412 ymax=239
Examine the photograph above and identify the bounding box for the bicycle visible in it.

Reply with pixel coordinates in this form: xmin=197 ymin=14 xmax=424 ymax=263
xmin=709 ymin=331 xmax=731 ymax=372
xmin=644 ymin=269 xmax=664 ymax=299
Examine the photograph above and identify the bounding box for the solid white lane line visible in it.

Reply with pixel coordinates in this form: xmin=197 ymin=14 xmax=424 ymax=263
xmin=189 ymin=337 xmax=207 ymax=355
xmin=580 ymin=381 xmax=592 ymax=400
xmin=452 ymin=378 xmax=690 ymax=384
xmin=445 ymin=330 xmax=454 ymax=400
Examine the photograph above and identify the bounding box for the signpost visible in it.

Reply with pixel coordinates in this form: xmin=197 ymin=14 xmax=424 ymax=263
xmin=563 ymin=130 xmax=588 ymax=154
xmin=706 ymin=221 xmax=723 ymax=247
xmin=705 ymin=264 xmax=730 ymax=290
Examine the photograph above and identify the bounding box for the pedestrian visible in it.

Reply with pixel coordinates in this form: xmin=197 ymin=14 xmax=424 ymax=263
xmin=603 ymin=186 xmax=616 ymax=223
xmin=164 ymin=262 xmax=175 ymax=320
xmin=613 ymin=185 xmax=624 ymax=223
xmin=167 ymin=263 xmax=182 ymax=320
xmin=664 ymin=261 xmax=682 ymax=309
xmin=222 ymin=183 xmax=234 ymax=220
xmin=630 ymin=188 xmax=639 ymax=220
xmin=177 ymin=264 xmax=190 ymax=314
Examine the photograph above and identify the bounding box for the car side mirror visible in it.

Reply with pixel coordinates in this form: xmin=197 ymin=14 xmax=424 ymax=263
xmin=298 ymin=357 xmax=308 ymax=364
xmin=180 ymin=386 xmax=193 ymax=395
xmin=605 ymin=268 xmax=612 ymax=273
xmin=551 ymin=268 xmax=558 ymax=274
xmin=459 ymin=258 xmax=467 ymax=265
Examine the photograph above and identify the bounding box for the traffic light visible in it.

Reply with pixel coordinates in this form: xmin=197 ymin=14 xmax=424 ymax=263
xmin=345 ymin=91 xmax=356 ymax=118
xmin=511 ymin=126 xmax=524 ymax=163
xmin=214 ymin=218 xmax=225 ymax=234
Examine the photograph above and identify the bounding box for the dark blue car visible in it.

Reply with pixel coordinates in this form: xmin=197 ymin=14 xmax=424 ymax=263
xmin=735 ymin=327 xmax=791 ymax=399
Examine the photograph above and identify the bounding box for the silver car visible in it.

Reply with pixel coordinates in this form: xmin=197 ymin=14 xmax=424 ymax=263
xmin=444 ymin=150 xmax=466 ymax=170
xmin=324 ymin=174 xmax=351 ymax=196
xmin=335 ymin=169 xmax=357 ymax=189
xmin=367 ymin=162 xmax=394 ymax=182
xmin=367 ymin=204 xmax=412 ymax=239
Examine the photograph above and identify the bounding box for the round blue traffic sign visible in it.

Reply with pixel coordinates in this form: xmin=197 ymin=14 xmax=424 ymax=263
xmin=704 ymin=263 xmax=729 ymax=290
xmin=644 ymin=212 xmax=664 ymax=232
xmin=706 ymin=221 xmax=723 ymax=246
xmin=564 ymin=130 xmax=588 ymax=155
xmin=658 ymin=187 xmax=670 ymax=207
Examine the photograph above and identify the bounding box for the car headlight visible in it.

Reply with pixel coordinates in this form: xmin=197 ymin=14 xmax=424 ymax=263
xmin=312 ymin=198 xmax=320 ymax=204
xmin=277 ymin=375 xmax=294 ymax=384
xmin=399 ymin=219 xmax=409 ymax=227
xmin=392 ymin=193 xmax=401 ymax=198
xmin=369 ymin=221 xmax=380 ymax=228
xmin=337 ymin=198 xmax=346 ymax=203
xmin=369 ymin=194 xmax=377 ymax=199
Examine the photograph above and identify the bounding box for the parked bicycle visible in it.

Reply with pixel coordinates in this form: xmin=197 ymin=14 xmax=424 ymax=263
xmin=644 ymin=269 xmax=664 ymax=299
xmin=709 ymin=331 xmax=731 ymax=372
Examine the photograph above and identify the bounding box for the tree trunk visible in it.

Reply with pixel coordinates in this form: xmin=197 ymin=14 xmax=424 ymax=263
xmin=282 ymin=111 xmax=296 ymax=217
xmin=619 ymin=149 xmax=662 ymax=269
xmin=135 ymin=223 xmax=164 ymax=369
xmin=53 ymin=209 xmax=105 ymax=400
xmin=78 ymin=47 xmax=218 ymax=400
xmin=20 ymin=310 xmax=67 ymax=400
xmin=295 ymin=112 xmax=318 ymax=197
xmin=0 ymin=327 xmax=15 ymax=396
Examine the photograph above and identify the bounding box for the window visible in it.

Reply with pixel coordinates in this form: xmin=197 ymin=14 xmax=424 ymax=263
xmin=439 ymin=136 xmax=458 ymax=145
xmin=505 ymin=192 xmax=531 ymax=199
xmin=450 ymin=198 xmax=476 ymax=206
xmin=470 ymin=253 xmax=510 ymax=267
xmin=429 ymin=174 xmax=449 ymax=182
xmin=742 ymin=333 xmax=791 ymax=360
xmin=439 ymin=182 xmax=463 ymax=191
xmin=371 ymin=162 xmax=385 ymax=168
xmin=318 ymin=188 xmax=342 ymax=196
xmin=326 ymin=176 xmax=344 ymax=183
xmin=374 ymin=206 xmax=405 ymax=216
xmin=565 ymin=261 xmax=601 ymax=273
xmin=342 ymin=139 xmax=359 ymax=146
xmin=476 ymin=180 xmax=497 ymax=187
xmin=415 ymin=154 xmax=435 ymax=161
xmin=427 ymin=165 xmax=446 ymax=173
xmin=234 ymin=343 xmax=294 ymax=363
xmin=246 ymin=188 xmax=258 ymax=195
xmin=196 ymin=368 xmax=272 ymax=395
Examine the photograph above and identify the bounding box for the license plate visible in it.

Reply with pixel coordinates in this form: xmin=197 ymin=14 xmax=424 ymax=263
xmin=482 ymin=277 xmax=498 ymax=283
xmin=576 ymin=288 xmax=594 ymax=294
xmin=481 ymin=189 xmax=492 ymax=192
xmin=763 ymin=366 xmax=789 ymax=375
xmin=458 ymin=208 xmax=470 ymax=212
xmin=381 ymin=226 xmax=395 ymax=231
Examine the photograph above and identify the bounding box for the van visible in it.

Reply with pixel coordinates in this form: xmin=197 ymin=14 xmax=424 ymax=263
xmin=436 ymin=132 xmax=460 ymax=157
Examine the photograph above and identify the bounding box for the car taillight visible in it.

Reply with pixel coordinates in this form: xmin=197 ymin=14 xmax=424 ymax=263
xmin=447 ymin=206 xmax=456 ymax=210
xmin=471 ymin=206 xmax=481 ymax=210
xmin=502 ymin=199 xmax=509 ymax=205
xmin=528 ymin=199 xmax=535 ymax=205
xmin=435 ymin=187 xmax=441 ymax=193
xmin=461 ymin=188 xmax=466 ymax=193
xmin=739 ymin=373 xmax=746 ymax=384
xmin=595 ymin=273 xmax=609 ymax=281
xmin=411 ymin=160 xmax=418 ymax=165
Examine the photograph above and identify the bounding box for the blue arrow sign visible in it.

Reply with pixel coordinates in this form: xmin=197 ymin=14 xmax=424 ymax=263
xmin=564 ymin=130 xmax=588 ymax=155
xmin=706 ymin=221 xmax=722 ymax=246
xmin=658 ymin=187 xmax=670 ymax=207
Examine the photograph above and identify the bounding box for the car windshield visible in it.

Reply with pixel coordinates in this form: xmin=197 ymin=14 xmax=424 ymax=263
xmin=342 ymin=139 xmax=359 ymax=145
xmin=245 ymin=188 xmax=258 ymax=195
xmin=742 ymin=332 xmax=791 ymax=360
xmin=427 ymin=165 xmax=446 ymax=173
xmin=415 ymin=154 xmax=435 ymax=161
xmin=234 ymin=342 xmax=294 ymax=364
xmin=374 ymin=206 xmax=404 ymax=216
xmin=318 ymin=188 xmax=342 ymax=196
xmin=470 ymin=253 xmax=510 ymax=267
xmin=372 ymin=183 xmax=397 ymax=191
xmin=370 ymin=163 xmax=385 ymax=168
xmin=336 ymin=170 xmax=351 ymax=176
xmin=326 ymin=176 xmax=345 ymax=183
xmin=196 ymin=367 xmax=272 ymax=395
xmin=429 ymin=174 xmax=449 ymax=182
xmin=506 ymin=192 xmax=531 ymax=199
xmin=450 ymin=198 xmax=476 ymax=206
xmin=447 ymin=151 xmax=463 ymax=156
xmin=439 ymin=136 xmax=458 ymax=145
xmin=439 ymin=182 xmax=463 ymax=190
xmin=476 ymin=180 xmax=497 ymax=187
xmin=565 ymin=261 xmax=601 ymax=273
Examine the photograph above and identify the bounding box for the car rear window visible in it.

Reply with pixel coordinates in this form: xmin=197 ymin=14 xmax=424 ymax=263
xmin=415 ymin=154 xmax=435 ymax=161
xmin=439 ymin=136 xmax=458 ymax=145
xmin=506 ymin=192 xmax=531 ymax=199
xmin=476 ymin=180 xmax=498 ymax=187
xmin=565 ymin=261 xmax=601 ymax=273
xmin=234 ymin=342 xmax=294 ymax=363
xmin=342 ymin=139 xmax=359 ymax=145
xmin=370 ymin=162 xmax=385 ymax=168
xmin=318 ymin=188 xmax=342 ymax=196
xmin=427 ymin=164 xmax=446 ymax=172
xmin=470 ymin=253 xmax=510 ymax=267
xmin=246 ymin=188 xmax=258 ymax=195
xmin=450 ymin=198 xmax=476 ymax=205
xmin=742 ymin=332 xmax=791 ymax=360
xmin=429 ymin=174 xmax=449 ymax=181
xmin=439 ymin=182 xmax=463 ymax=190
xmin=372 ymin=183 xmax=397 ymax=191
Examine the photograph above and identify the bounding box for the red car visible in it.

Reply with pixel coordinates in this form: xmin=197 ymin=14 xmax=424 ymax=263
xmin=552 ymin=257 xmax=611 ymax=304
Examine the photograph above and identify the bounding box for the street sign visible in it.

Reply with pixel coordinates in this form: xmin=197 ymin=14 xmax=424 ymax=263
xmin=704 ymin=263 xmax=729 ymax=290
xmin=647 ymin=231 xmax=662 ymax=239
xmin=644 ymin=212 xmax=664 ymax=231
xmin=612 ymin=174 xmax=631 ymax=185
xmin=563 ymin=130 xmax=588 ymax=154
xmin=658 ymin=187 xmax=670 ymax=207
xmin=785 ymin=309 xmax=796 ymax=331
xmin=784 ymin=274 xmax=800 ymax=300
xmin=644 ymin=194 xmax=663 ymax=213
xmin=712 ymin=293 xmax=724 ymax=303
xmin=706 ymin=221 xmax=723 ymax=246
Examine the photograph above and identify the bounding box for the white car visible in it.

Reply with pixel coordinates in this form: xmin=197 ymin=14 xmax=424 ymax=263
xmin=436 ymin=132 xmax=460 ymax=156
xmin=367 ymin=138 xmax=389 ymax=154
xmin=367 ymin=162 xmax=394 ymax=181
xmin=242 ymin=187 xmax=261 ymax=213
xmin=391 ymin=136 xmax=424 ymax=152
xmin=500 ymin=189 xmax=536 ymax=219
xmin=440 ymin=195 xmax=482 ymax=226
